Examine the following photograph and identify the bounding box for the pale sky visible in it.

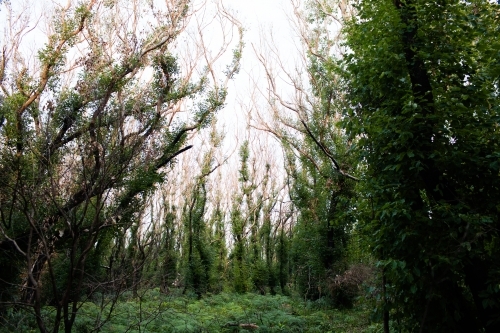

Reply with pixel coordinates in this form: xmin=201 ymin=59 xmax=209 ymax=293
xmin=219 ymin=0 xmax=299 ymax=135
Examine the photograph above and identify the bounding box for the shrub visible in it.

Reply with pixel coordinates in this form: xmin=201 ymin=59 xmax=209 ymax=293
xmin=327 ymin=264 xmax=375 ymax=308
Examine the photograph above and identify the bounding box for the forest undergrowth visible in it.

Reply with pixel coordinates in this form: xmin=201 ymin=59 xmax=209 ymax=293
xmin=2 ymin=289 xmax=380 ymax=333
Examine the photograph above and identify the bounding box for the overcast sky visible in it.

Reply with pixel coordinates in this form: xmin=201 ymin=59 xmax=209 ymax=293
xmin=218 ymin=0 xmax=298 ymax=135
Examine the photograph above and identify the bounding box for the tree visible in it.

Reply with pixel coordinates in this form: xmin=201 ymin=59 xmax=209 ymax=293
xmin=251 ymin=0 xmax=359 ymax=304
xmin=0 ymin=0 xmax=242 ymax=331
xmin=227 ymin=138 xmax=282 ymax=294
xmin=342 ymin=0 xmax=500 ymax=331
xmin=229 ymin=140 xmax=255 ymax=293
xmin=158 ymin=200 xmax=180 ymax=293
xmin=207 ymin=186 xmax=228 ymax=293
xmin=181 ymin=126 xmax=224 ymax=296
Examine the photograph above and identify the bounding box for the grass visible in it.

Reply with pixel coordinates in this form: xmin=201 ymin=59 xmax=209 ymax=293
xmin=0 ymin=290 xmax=382 ymax=333
xmin=75 ymin=290 xmax=381 ymax=333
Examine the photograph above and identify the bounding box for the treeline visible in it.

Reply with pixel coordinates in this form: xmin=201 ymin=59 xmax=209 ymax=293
xmin=120 ymin=135 xmax=364 ymax=303
xmin=12 ymin=130 xmax=364 ymax=304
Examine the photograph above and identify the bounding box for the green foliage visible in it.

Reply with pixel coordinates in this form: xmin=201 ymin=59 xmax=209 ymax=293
xmin=275 ymin=229 xmax=290 ymax=294
xmin=0 ymin=1 xmax=240 ymax=331
xmin=159 ymin=206 xmax=180 ymax=293
xmin=181 ymin=143 xmax=230 ymax=296
xmin=229 ymin=240 xmax=251 ymax=294
xmin=254 ymin=0 xmax=361 ymax=307
xmin=342 ymin=0 xmax=500 ymax=331
xmin=208 ymin=201 xmax=228 ymax=293
xmin=1 ymin=290 xmax=380 ymax=333
xmin=229 ymin=141 xmax=254 ymax=294
xmin=285 ymin=65 xmax=358 ymax=306
xmin=228 ymin=141 xmax=282 ymax=295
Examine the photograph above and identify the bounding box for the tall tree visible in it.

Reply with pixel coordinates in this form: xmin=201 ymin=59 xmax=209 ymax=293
xmin=342 ymin=0 xmax=500 ymax=331
xmin=0 ymin=0 xmax=242 ymax=331
xmin=252 ymin=0 xmax=358 ymax=304
xmin=181 ymin=128 xmax=224 ymax=296
xmin=207 ymin=189 xmax=228 ymax=293
xmin=228 ymin=139 xmax=280 ymax=294
xmin=229 ymin=140 xmax=253 ymax=293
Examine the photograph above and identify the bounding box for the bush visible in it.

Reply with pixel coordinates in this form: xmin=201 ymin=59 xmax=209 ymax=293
xmin=0 ymin=290 xmax=379 ymax=332
xmin=327 ymin=264 xmax=375 ymax=308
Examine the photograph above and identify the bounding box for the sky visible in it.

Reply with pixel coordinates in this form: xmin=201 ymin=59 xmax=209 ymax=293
xmin=198 ymin=0 xmax=301 ymax=208
xmin=0 ymin=0 xmax=299 ymax=125
xmin=218 ymin=0 xmax=299 ymax=140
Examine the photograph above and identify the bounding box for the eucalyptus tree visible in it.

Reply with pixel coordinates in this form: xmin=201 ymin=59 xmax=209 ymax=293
xmin=252 ymin=0 xmax=359 ymax=304
xmin=158 ymin=200 xmax=180 ymax=293
xmin=342 ymin=0 xmax=500 ymax=331
xmin=227 ymin=139 xmax=280 ymax=294
xmin=0 ymin=0 xmax=242 ymax=331
xmin=181 ymin=125 xmax=225 ymax=296
xmin=207 ymin=187 xmax=228 ymax=293
xmin=229 ymin=140 xmax=256 ymax=293
xmin=182 ymin=175 xmax=211 ymax=296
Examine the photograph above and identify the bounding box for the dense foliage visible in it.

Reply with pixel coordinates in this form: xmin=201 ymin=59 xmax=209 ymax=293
xmin=342 ymin=0 xmax=500 ymax=331
xmin=0 ymin=1 xmax=242 ymax=332
xmin=1 ymin=289 xmax=379 ymax=333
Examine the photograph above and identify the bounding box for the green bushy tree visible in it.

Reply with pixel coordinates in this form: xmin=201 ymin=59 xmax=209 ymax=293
xmin=342 ymin=0 xmax=500 ymax=331
xmin=159 ymin=204 xmax=180 ymax=293
xmin=181 ymin=124 xmax=227 ymax=297
xmin=229 ymin=141 xmax=253 ymax=293
xmin=182 ymin=180 xmax=213 ymax=297
xmin=0 ymin=0 xmax=242 ymax=331
xmin=207 ymin=196 xmax=228 ymax=293
xmin=228 ymin=140 xmax=280 ymax=294
xmin=255 ymin=0 xmax=359 ymax=305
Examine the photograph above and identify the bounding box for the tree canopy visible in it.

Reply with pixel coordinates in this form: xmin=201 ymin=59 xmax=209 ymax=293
xmin=342 ymin=0 xmax=500 ymax=331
